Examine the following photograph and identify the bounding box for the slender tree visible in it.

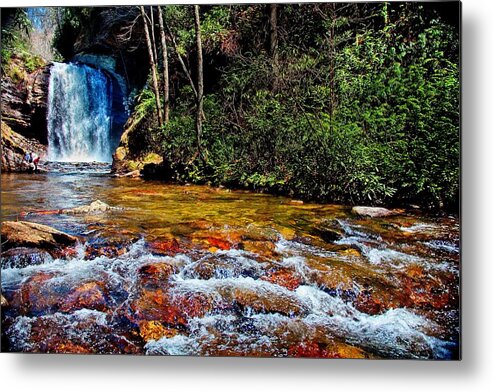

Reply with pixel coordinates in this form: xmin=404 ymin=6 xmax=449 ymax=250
xmin=194 ymin=5 xmax=204 ymax=159
xmin=157 ymin=6 xmax=169 ymax=123
xmin=269 ymin=4 xmax=279 ymax=90
xmin=149 ymin=6 xmax=159 ymax=70
xmin=140 ymin=5 xmax=163 ymax=127
xmin=165 ymin=21 xmax=198 ymax=98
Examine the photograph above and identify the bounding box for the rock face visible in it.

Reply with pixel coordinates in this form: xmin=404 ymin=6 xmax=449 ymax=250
xmin=1 ymin=62 xmax=52 ymax=144
xmin=1 ymin=221 xmax=77 ymax=251
xmin=1 ymin=122 xmax=47 ymax=172
xmin=111 ymin=113 xmax=164 ymax=175
xmin=351 ymin=206 xmax=399 ymax=218
xmin=70 ymin=7 xmax=149 ymax=92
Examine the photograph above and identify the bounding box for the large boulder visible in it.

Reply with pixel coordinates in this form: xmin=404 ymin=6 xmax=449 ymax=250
xmin=1 ymin=221 xmax=77 ymax=251
xmin=1 ymin=122 xmax=47 ymax=172
xmin=111 ymin=111 xmax=164 ymax=176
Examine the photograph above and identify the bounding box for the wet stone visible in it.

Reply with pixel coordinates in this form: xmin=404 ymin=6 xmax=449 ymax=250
xmin=1 ymin=247 xmax=52 ymax=269
xmin=59 ymin=282 xmax=108 ymax=313
xmin=1 ymin=221 xmax=78 ymax=252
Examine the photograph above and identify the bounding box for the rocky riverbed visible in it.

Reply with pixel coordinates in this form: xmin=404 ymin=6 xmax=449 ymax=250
xmin=1 ymin=165 xmax=460 ymax=357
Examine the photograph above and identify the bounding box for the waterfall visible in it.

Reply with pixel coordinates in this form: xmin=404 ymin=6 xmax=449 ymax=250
xmin=47 ymin=62 xmax=113 ymax=162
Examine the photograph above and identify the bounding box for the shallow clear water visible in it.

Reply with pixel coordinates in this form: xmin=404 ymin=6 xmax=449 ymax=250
xmin=1 ymin=164 xmax=460 ymax=358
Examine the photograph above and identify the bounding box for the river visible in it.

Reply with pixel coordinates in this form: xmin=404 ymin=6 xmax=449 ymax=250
xmin=0 ymin=163 xmax=460 ymax=358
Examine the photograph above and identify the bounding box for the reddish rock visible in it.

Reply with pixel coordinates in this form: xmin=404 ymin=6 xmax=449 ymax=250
xmin=205 ymin=237 xmax=234 ymax=250
xmin=137 ymin=262 xmax=175 ymax=287
xmin=287 ymin=340 xmax=368 ymax=359
xmin=84 ymin=240 xmax=134 ymax=259
xmin=187 ymin=219 xmax=213 ymax=230
xmin=13 ymin=272 xmax=59 ymax=315
xmin=129 ymin=288 xmax=216 ymax=327
xmin=59 ymin=282 xmax=108 ymax=313
xmin=54 ymin=246 xmax=79 ymax=260
xmin=287 ymin=341 xmax=337 ymax=358
xmin=354 ymin=291 xmax=385 ymax=315
xmin=148 ymin=238 xmax=182 ymax=255
xmin=10 ymin=313 xmax=141 ymax=354
xmin=261 ymin=268 xmax=301 ymax=291
xmin=241 ymin=240 xmax=279 ymax=259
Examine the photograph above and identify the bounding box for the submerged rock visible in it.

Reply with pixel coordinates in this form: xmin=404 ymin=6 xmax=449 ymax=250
xmin=218 ymin=283 xmax=308 ymax=316
xmin=351 ymin=206 xmax=399 ymax=218
xmin=1 ymin=221 xmax=77 ymax=251
xmin=1 ymin=295 xmax=9 ymax=307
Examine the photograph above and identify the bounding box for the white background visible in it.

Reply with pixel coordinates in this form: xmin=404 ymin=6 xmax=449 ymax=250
xmin=1 ymin=0 xmax=491 ymax=391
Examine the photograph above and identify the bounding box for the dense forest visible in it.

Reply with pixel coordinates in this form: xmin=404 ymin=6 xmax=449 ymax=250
xmin=1 ymin=3 xmax=460 ymax=210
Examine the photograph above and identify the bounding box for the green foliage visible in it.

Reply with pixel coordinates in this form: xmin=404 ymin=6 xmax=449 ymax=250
xmin=134 ymin=87 xmax=157 ymax=122
xmin=1 ymin=9 xmax=46 ymax=81
xmin=136 ymin=3 xmax=458 ymax=210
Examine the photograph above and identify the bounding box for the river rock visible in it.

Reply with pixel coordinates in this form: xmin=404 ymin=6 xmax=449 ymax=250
xmin=129 ymin=287 xmax=216 ymax=327
xmin=137 ymin=262 xmax=176 ymax=288
xmin=63 ymin=200 xmax=115 ymax=214
xmin=12 ymin=272 xmax=59 ymax=315
xmin=1 ymin=221 xmax=77 ymax=251
xmin=261 ymin=268 xmax=301 ymax=291
xmin=138 ymin=320 xmax=180 ymax=342
xmin=218 ymin=283 xmax=308 ymax=316
xmin=351 ymin=206 xmax=399 ymax=218
xmin=59 ymin=281 xmax=108 ymax=313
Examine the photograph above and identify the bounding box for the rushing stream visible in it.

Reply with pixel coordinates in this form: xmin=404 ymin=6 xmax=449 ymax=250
xmin=1 ymin=164 xmax=460 ymax=358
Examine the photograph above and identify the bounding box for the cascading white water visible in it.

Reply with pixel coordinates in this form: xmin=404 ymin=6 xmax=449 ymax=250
xmin=47 ymin=62 xmax=113 ymax=162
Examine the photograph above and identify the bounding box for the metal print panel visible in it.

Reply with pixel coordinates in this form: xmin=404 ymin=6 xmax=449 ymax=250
xmin=0 ymin=2 xmax=460 ymax=358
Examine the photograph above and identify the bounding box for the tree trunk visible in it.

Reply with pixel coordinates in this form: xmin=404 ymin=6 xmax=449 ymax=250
xmin=140 ymin=6 xmax=163 ymax=127
xmin=165 ymin=22 xmax=198 ymax=99
xmin=328 ymin=3 xmax=336 ymax=133
xmin=157 ymin=6 xmax=169 ymax=123
xmin=194 ymin=5 xmax=204 ymax=160
xmin=269 ymin=4 xmax=279 ymax=90
xmin=149 ymin=6 xmax=159 ymax=71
